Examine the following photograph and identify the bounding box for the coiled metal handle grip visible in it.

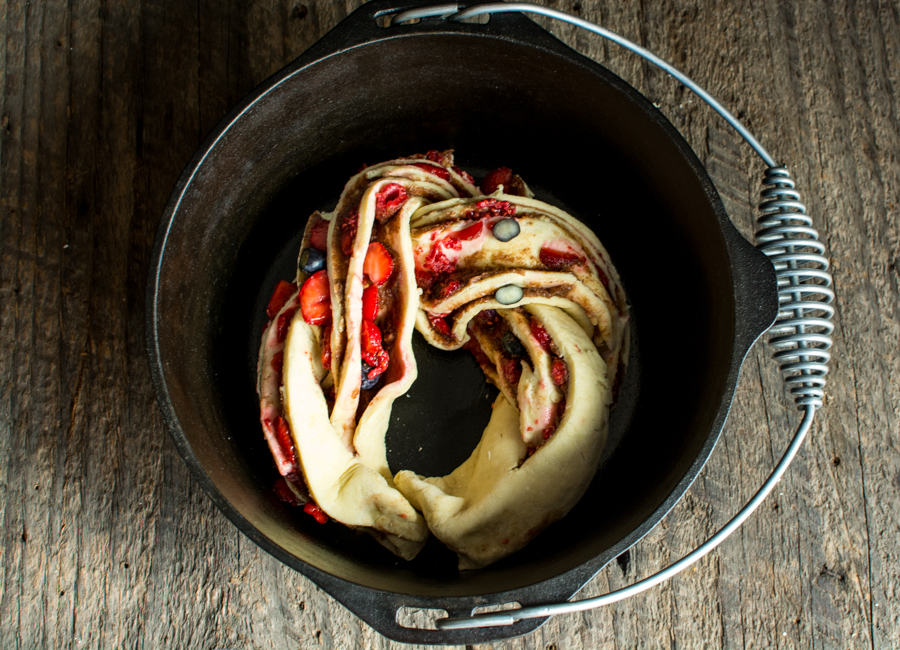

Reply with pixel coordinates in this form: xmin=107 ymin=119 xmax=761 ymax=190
xmin=758 ymin=168 xmax=834 ymax=410
xmin=388 ymin=1 xmax=835 ymax=631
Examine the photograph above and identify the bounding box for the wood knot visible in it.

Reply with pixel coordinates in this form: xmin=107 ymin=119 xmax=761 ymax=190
xmin=819 ymin=564 xmax=845 ymax=582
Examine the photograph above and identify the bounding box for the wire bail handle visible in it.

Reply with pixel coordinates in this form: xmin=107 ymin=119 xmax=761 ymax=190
xmin=386 ymin=1 xmax=834 ymax=630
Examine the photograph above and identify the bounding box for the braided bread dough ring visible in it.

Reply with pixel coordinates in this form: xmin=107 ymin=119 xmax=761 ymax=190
xmin=265 ymin=154 xmax=625 ymax=567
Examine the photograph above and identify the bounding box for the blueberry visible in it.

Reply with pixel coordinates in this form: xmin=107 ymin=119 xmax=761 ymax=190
xmin=492 ymin=218 xmax=520 ymax=242
xmin=299 ymin=248 xmax=326 ymax=274
xmin=361 ymin=363 xmax=381 ymax=390
xmin=501 ymin=332 xmax=526 ymax=357
xmin=495 ymin=284 xmax=524 ymax=305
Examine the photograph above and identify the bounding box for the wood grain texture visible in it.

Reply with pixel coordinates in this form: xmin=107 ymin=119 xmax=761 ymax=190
xmin=2 ymin=0 xmax=899 ymax=648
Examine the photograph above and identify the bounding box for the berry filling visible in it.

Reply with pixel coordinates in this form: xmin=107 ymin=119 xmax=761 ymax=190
xmin=299 ymin=270 xmax=331 ymax=326
xmin=501 ymin=357 xmax=522 ymax=387
xmin=309 ymin=215 xmax=329 ymax=251
xmin=375 ymin=183 xmax=408 ymax=223
xmin=363 ymin=242 xmax=394 ymax=285
xmin=271 ymin=351 xmax=284 ymax=375
xmin=321 ymin=322 xmax=332 ymax=370
xmin=276 ymin=309 xmax=296 ymax=343
xmin=303 ymin=501 xmax=329 ymax=524
xmin=454 ymin=220 xmax=483 ymax=242
xmin=415 ymin=269 xmax=437 ymax=290
xmin=530 ymin=320 xmax=552 ymax=352
xmin=438 ymin=279 xmax=462 ymax=299
xmin=539 ymin=244 xmax=585 ymax=270
xmin=463 ymin=198 xmax=516 ymax=220
xmin=453 ymin=165 xmax=475 ymax=185
xmin=266 ymin=280 xmax=297 ymax=320
xmin=551 ymin=358 xmax=569 ymax=386
xmin=411 ymin=162 xmax=451 ymax=181
xmin=361 ymin=320 xmax=390 ymax=380
xmin=481 ymin=167 xmax=528 ymax=196
xmin=481 ymin=167 xmax=514 ymax=194
xmin=273 ymin=477 xmax=303 ymax=506
xmin=273 ymin=416 xmax=297 ymax=465
xmin=427 ymin=312 xmax=452 ymax=336
xmin=362 ymin=284 xmax=379 ymax=321
xmin=423 ymin=242 xmax=459 ymax=275
xmin=340 ymin=209 xmax=359 ymax=257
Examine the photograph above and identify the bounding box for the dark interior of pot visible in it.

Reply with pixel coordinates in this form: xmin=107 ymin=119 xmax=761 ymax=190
xmin=151 ymin=27 xmax=753 ymax=602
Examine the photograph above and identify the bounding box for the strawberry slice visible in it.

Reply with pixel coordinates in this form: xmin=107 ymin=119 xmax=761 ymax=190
xmin=309 ymin=216 xmax=329 ymax=251
xmin=455 ymin=220 xmax=483 ymax=242
xmin=411 ymin=162 xmax=451 ymax=181
xmin=539 ymin=244 xmax=585 ymax=270
xmin=363 ymin=242 xmax=394 ymax=285
xmin=362 ymin=285 xmax=379 ymax=321
xmin=300 ymin=270 xmax=331 ymax=325
xmin=482 ymin=167 xmax=514 ymax=194
xmin=375 ymin=183 xmax=408 ymax=223
xmin=266 ymin=280 xmax=297 ymax=320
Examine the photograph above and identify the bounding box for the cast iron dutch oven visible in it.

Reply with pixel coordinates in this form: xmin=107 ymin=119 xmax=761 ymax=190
xmin=147 ymin=0 xmax=778 ymax=644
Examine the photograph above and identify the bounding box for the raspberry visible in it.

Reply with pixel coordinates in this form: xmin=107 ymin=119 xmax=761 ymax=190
xmin=501 ymin=357 xmax=522 ymax=386
xmin=463 ymin=198 xmax=516 ymax=220
xmin=424 ymin=245 xmax=457 ymax=275
xmin=375 ymin=183 xmax=408 ymax=223
xmin=551 ymin=358 xmax=569 ymax=385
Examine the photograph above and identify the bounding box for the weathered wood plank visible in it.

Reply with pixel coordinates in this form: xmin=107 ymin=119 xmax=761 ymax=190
xmin=2 ymin=0 xmax=900 ymax=648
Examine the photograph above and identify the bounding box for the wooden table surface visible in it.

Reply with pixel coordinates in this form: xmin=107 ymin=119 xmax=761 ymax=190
xmin=3 ymin=0 xmax=898 ymax=648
